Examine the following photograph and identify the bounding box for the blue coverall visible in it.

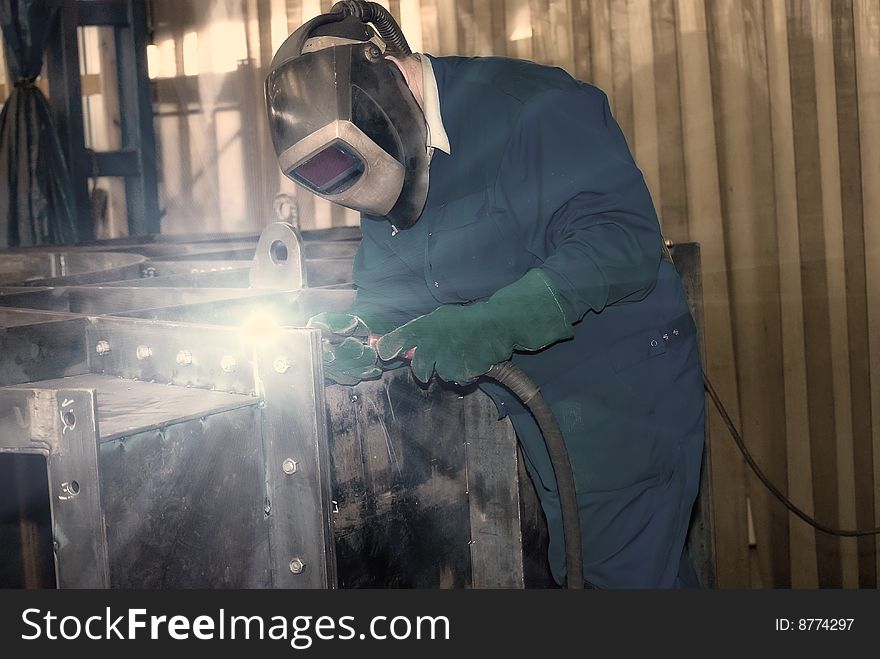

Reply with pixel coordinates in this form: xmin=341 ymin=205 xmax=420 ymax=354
xmin=352 ymin=55 xmax=706 ymax=588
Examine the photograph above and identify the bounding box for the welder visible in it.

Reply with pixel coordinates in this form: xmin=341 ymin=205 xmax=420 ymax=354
xmin=265 ymin=1 xmax=706 ymax=588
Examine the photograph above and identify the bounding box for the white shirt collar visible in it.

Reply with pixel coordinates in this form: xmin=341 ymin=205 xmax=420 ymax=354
xmin=418 ymin=55 xmax=451 ymax=156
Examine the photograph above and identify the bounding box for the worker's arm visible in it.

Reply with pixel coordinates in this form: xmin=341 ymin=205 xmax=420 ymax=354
xmin=378 ymin=85 xmax=663 ymax=385
xmin=490 ymin=85 xmax=663 ymax=324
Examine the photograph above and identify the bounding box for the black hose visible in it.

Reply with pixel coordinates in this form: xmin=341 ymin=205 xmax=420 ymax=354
xmin=487 ymin=362 xmax=584 ymax=589
xmin=331 ymin=1 xmax=412 ymax=54
xmin=704 ymin=372 xmax=880 ymax=537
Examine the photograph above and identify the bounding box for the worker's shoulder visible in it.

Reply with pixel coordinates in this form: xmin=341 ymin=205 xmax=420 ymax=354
xmin=434 ymin=55 xmax=607 ymax=105
xmin=431 ymin=55 xmax=610 ymax=133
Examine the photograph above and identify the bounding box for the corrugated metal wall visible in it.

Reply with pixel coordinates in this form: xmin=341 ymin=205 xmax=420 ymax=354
xmin=158 ymin=0 xmax=880 ymax=588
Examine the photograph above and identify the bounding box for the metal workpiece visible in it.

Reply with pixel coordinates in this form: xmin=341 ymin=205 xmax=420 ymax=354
xmin=0 ymin=308 xmax=83 ymax=327
xmin=85 ymin=317 xmax=258 ymax=395
xmin=117 ymin=290 xmax=302 ymax=324
xmin=326 ymin=370 xmax=506 ymax=588
xmin=0 ymin=387 xmax=110 ymax=588
xmin=119 ymin=288 xmax=356 ymax=328
xmin=1 ymin=375 xmax=267 ymax=587
xmin=74 ymin=230 xmax=260 ymax=248
xmin=249 ymin=222 xmax=307 ymax=291
xmin=462 ymin=394 xmax=525 ymax=588
xmin=136 ymin=242 xmax=257 ymax=261
xmin=0 ymin=317 xmax=90 ymax=388
xmin=45 ymin=389 xmax=110 ymax=588
xmin=141 ymin=259 xmax=254 ymax=277
xmin=0 ymin=251 xmax=145 ymax=287
xmin=99 ymin=404 xmax=270 ymax=588
xmin=256 ymin=326 xmax=336 ymax=588
xmin=100 ymin=267 xmax=252 ymax=289
xmin=0 ymin=285 xmax=258 ymax=314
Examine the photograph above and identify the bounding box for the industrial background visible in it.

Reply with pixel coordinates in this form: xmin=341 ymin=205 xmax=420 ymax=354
xmin=1 ymin=0 xmax=879 ymax=589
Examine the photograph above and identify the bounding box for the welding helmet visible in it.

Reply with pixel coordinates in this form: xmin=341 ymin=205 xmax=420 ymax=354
xmin=265 ymin=5 xmax=429 ymax=229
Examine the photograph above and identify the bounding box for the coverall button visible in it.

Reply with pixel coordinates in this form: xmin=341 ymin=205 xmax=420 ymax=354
xmin=434 ymin=281 xmax=440 ymax=288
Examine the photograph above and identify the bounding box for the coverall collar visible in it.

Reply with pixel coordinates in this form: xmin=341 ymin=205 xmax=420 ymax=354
xmin=417 ymin=54 xmax=451 ymax=156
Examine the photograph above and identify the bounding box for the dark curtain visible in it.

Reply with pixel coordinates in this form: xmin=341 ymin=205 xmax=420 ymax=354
xmin=0 ymin=0 xmax=77 ymax=247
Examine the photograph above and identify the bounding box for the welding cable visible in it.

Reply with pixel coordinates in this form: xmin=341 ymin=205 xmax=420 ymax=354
xmin=703 ymin=372 xmax=880 ymax=537
xmin=331 ymin=1 xmax=412 ymax=54
xmin=486 ymin=361 xmax=585 ymax=589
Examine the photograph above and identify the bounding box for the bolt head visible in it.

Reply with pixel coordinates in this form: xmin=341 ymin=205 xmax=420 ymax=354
xmin=136 ymin=345 xmax=152 ymax=361
xmin=59 ymin=481 xmax=80 ymax=500
xmin=95 ymin=340 xmax=111 ymax=356
xmin=220 ymin=355 xmax=237 ymax=373
xmin=289 ymin=558 xmax=305 ymax=574
xmin=273 ymin=356 xmax=290 ymax=374
xmin=176 ymin=350 xmax=193 ymax=366
xmin=282 ymin=458 xmax=298 ymax=475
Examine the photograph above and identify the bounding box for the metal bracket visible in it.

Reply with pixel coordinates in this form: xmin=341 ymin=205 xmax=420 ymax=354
xmin=249 ymin=222 xmax=308 ymax=290
xmin=0 ymin=387 xmax=110 ymax=588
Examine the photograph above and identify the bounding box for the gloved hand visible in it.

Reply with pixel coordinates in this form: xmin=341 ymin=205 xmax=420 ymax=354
xmin=306 ymin=312 xmax=382 ymax=385
xmin=377 ymin=269 xmax=574 ymax=384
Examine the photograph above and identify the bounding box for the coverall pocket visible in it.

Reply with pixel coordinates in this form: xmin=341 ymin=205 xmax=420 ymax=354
xmin=604 ymin=311 xmax=698 ymax=415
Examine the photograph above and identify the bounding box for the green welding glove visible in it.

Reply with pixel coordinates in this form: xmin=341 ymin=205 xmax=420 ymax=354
xmin=306 ymin=312 xmax=382 ymax=386
xmin=377 ymin=269 xmax=574 ymax=385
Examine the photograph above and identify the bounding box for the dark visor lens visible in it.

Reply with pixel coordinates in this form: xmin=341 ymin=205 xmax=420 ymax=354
xmin=290 ymin=143 xmax=365 ymax=194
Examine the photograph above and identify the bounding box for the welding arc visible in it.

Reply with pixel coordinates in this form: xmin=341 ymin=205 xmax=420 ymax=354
xmin=703 ymin=372 xmax=880 ymax=537
xmin=486 ymin=361 xmax=585 ymax=589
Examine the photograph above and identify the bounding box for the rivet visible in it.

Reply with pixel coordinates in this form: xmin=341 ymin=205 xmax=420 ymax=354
xmin=136 ymin=345 xmax=152 ymax=360
xmin=176 ymin=350 xmax=193 ymax=366
xmin=673 ymin=329 xmax=680 ymax=336
xmin=433 ymin=281 xmax=440 ymax=288
xmin=662 ymin=333 xmax=669 ymax=341
xmin=95 ymin=340 xmax=111 ymax=356
xmin=220 ymin=355 xmax=237 ymax=373
xmin=273 ymin=357 xmax=290 ymax=374
xmin=289 ymin=558 xmax=305 ymax=574
xmin=650 ymin=339 xmax=659 ymax=347
xmin=282 ymin=458 xmax=298 ymax=475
